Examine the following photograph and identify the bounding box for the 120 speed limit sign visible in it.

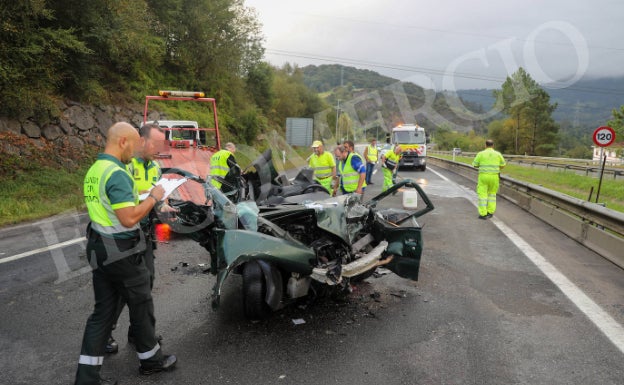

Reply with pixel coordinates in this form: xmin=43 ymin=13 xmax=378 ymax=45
xmin=592 ymin=126 xmax=616 ymax=147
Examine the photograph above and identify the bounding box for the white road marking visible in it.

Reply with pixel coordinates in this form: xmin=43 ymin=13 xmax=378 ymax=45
xmin=428 ymin=167 xmax=624 ymax=355
xmin=0 ymin=237 xmax=85 ymax=265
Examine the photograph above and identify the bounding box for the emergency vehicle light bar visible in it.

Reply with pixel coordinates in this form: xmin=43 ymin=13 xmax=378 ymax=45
xmin=159 ymin=90 xmax=205 ymax=98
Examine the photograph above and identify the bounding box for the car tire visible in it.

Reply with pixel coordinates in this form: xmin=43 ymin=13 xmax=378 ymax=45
xmin=242 ymin=261 xmax=271 ymax=320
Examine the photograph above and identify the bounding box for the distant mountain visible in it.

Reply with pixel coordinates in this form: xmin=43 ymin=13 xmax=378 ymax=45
xmin=301 ymin=64 xmax=489 ymax=134
xmin=455 ymin=77 xmax=624 ymax=129
xmin=301 ymin=64 xmax=624 ymax=135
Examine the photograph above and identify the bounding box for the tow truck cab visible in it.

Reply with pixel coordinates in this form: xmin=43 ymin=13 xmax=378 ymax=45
xmin=146 ymin=120 xmax=202 ymax=148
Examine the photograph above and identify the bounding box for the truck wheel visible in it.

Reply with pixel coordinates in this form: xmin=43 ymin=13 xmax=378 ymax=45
xmin=242 ymin=261 xmax=271 ymax=320
xmin=421 ymin=165 xmax=426 ymax=171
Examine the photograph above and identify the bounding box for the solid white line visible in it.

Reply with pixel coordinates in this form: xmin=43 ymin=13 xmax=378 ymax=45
xmin=428 ymin=167 xmax=624 ymax=355
xmin=0 ymin=237 xmax=85 ymax=265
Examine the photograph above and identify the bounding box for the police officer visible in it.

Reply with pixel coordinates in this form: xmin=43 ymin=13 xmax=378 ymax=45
xmin=363 ymin=138 xmax=378 ymax=185
xmin=105 ymin=124 xmax=168 ymax=354
xmin=381 ymin=145 xmax=401 ymax=192
xmin=472 ymin=139 xmax=506 ymax=219
xmin=335 ymin=142 xmax=367 ymax=195
xmin=210 ymin=142 xmax=240 ymax=196
xmin=308 ymin=140 xmax=336 ymax=194
xmin=75 ymin=122 xmax=176 ymax=385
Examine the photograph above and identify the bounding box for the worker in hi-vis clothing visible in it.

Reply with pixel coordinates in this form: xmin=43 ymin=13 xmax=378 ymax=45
xmin=363 ymin=138 xmax=378 ymax=185
xmin=381 ymin=145 xmax=401 ymax=192
xmin=308 ymin=140 xmax=336 ymax=193
xmin=75 ymin=122 xmax=176 ymax=385
xmin=472 ymin=139 xmax=506 ymax=220
xmin=210 ymin=142 xmax=240 ymax=195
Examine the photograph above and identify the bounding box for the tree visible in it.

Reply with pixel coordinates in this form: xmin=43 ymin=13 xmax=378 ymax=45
xmin=0 ymin=0 xmax=90 ymax=120
xmin=246 ymin=62 xmax=275 ymax=115
xmin=607 ymin=105 xmax=624 ymax=139
xmin=492 ymin=68 xmax=559 ymax=155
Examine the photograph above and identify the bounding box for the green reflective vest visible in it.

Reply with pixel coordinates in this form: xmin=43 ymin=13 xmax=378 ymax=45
xmin=309 ymin=151 xmax=335 ymax=180
xmin=383 ymin=149 xmax=400 ymax=169
xmin=210 ymin=149 xmax=233 ymax=188
xmin=472 ymin=148 xmax=506 ymax=174
xmin=128 ymin=157 xmax=161 ymax=193
xmin=366 ymin=145 xmax=378 ymax=162
xmin=84 ymin=157 xmax=139 ymax=237
xmin=340 ymin=152 xmax=366 ymax=193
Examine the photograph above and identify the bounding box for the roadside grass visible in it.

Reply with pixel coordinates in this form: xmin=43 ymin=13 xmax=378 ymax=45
xmin=0 ymin=166 xmax=88 ymax=227
xmin=435 ymin=155 xmax=624 ymax=213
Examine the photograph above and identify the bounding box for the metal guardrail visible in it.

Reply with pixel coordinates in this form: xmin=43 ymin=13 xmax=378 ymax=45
xmin=429 ymin=156 xmax=624 ymax=269
xmin=432 ymin=151 xmax=624 ymax=180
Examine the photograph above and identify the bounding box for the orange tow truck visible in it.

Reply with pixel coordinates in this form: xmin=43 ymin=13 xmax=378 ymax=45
xmin=142 ymin=90 xmax=222 ymax=203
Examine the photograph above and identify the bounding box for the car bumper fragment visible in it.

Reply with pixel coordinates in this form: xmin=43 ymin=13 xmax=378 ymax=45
xmin=311 ymin=241 xmax=390 ymax=285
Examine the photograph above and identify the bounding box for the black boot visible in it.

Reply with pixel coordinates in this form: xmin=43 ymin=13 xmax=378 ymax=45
xmin=139 ymin=354 xmax=177 ymax=375
xmin=105 ymin=336 xmax=118 ymax=354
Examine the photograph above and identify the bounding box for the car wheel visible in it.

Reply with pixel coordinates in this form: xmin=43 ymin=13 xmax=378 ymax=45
xmin=242 ymin=261 xmax=271 ymax=320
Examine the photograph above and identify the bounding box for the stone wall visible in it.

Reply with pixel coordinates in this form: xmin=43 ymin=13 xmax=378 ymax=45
xmin=0 ymin=99 xmax=162 ymax=151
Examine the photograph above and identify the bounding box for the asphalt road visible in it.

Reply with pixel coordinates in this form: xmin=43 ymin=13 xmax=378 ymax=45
xmin=1 ymin=164 xmax=624 ymax=384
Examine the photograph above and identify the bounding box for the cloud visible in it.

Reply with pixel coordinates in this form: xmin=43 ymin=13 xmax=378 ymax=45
xmin=245 ymin=0 xmax=624 ymax=89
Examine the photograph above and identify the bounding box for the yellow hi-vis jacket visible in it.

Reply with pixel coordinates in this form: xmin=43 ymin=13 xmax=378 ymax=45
xmin=210 ymin=149 xmax=234 ymax=189
xmin=128 ymin=157 xmax=161 ymax=193
xmin=84 ymin=155 xmax=140 ymax=237
xmin=472 ymin=148 xmax=506 ymax=174
xmin=340 ymin=152 xmax=367 ymax=193
xmin=366 ymin=145 xmax=378 ymax=163
xmin=309 ymin=151 xmax=335 ymax=180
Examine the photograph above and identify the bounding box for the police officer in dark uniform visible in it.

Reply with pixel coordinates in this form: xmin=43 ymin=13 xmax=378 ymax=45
xmin=105 ymin=123 xmax=168 ymax=354
xmin=75 ymin=122 xmax=176 ymax=385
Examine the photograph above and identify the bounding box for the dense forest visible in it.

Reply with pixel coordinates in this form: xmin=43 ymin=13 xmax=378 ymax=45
xmin=0 ymin=0 xmax=326 ymax=144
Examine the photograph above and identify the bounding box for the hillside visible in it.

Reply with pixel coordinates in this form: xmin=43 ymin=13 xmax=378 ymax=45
xmin=301 ymin=64 xmax=490 ymax=136
xmin=455 ymin=77 xmax=624 ymax=130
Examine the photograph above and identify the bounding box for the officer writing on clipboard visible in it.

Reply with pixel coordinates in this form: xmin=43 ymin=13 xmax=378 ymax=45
xmin=75 ymin=122 xmax=176 ymax=385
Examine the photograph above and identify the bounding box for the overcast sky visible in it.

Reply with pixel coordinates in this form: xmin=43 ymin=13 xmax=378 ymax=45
xmin=244 ymin=0 xmax=624 ymax=91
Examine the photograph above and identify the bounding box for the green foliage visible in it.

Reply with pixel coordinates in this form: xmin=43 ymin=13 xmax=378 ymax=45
xmin=246 ymin=62 xmax=275 ymax=115
xmin=0 ymin=0 xmax=91 ymax=121
xmin=492 ymin=68 xmax=559 ymax=155
xmin=607 ymin=105 xmax=624 ymax=140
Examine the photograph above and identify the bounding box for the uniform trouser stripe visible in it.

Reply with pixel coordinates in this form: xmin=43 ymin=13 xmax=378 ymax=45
xmin=137 ymin=343 xmax=161 ymax=360
xmin=79 ymin=355 xmax=104 ymax=366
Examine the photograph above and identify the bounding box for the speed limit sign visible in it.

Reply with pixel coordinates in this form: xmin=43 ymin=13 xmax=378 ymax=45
xmin=592 ymin=126 xmax=616 ymax=147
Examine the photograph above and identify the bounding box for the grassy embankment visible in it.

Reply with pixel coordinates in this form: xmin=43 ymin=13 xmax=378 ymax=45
xmin=436 ymin=154 xmax=624 ymax=213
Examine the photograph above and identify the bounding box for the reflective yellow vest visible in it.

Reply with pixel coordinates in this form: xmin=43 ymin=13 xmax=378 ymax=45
xmin=128 ymin=158 xmax=161 ymax=192
xmin=309 ymin=151 xmax=335 ymax=180
xmin=84 ymin=158 xmax=139 ymax=236
xmin=472 ymin=148 xmax=506 ymax=174
xmin=366 ymin=145 xmax=378 ymax=162
xmin=383 ymin=149 xmax=400 ymax=169
xmin=210 ymin=149 xmax=233 ymax=188
xmin=340 ymin=152 xmax=367 ymax=192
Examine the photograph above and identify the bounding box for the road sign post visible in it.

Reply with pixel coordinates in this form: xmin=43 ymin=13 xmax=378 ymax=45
xmin=592 ymin=126 xmax=616 ymax=203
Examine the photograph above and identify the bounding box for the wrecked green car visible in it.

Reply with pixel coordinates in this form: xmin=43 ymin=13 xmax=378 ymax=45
xmin=163 ymin=169 xmax=434 ymax=320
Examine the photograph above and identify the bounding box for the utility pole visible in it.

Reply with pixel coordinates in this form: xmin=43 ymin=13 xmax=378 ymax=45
xmin=335 ymin=99 xmax=341 ymax=144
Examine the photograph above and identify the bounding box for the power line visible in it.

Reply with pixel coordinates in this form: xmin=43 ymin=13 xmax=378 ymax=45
xmin=265 ymin=48 xmax=624 ymax=97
